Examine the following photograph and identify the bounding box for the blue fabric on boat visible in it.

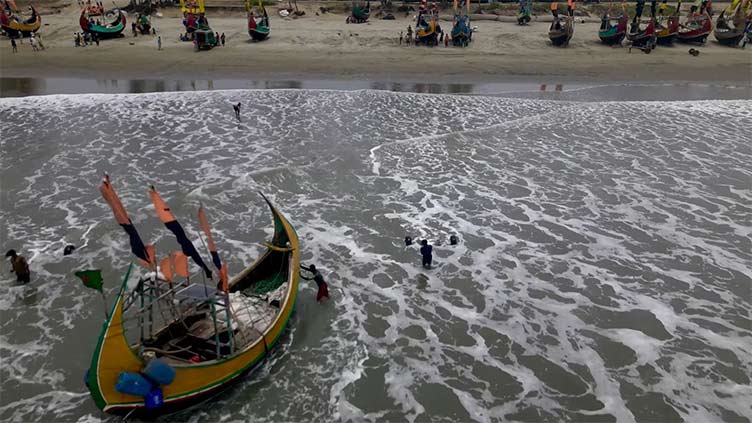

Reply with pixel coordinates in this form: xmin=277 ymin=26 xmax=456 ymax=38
xmin=115 ymin=372 xmax=151 ymax=396
xmin=145 ymin=387 xmax=164 ymax=409
xmin=143 ymin=359 xmax=176 ymax=386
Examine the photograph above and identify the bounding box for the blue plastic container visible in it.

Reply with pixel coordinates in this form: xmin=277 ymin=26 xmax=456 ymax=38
xmin=115 ymin=372 xmax=151 ymax=396
xmin=144 ymin=387 xmax=164 ymax=409
xmin=143 ymin=358 xmax=176 ymax=386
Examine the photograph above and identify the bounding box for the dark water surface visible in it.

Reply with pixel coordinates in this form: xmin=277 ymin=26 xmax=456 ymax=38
xmin=0 ymin=86 xmax=750 ymax=422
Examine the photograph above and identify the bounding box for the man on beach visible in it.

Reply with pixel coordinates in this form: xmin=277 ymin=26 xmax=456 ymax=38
xmin=11 ymin=37 xmax=17 ymax=53
xmin=157 ymin=35 xmax=162 ymax=50
xmin=220 ymin=33 xmax=225 ymax=46
xmin=420 ymin=240 xmax=433 ymax=269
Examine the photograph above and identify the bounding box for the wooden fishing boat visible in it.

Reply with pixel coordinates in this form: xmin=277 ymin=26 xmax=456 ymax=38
xmin=194 ymin=27 xmax=217 ymax=49
xmin=181 ymin=0 xmax=207 ymax=34
xmin=86 ymin=178 xmax=299 ymax=416
xmin=677 ymin=11 xmax=712 ymax=43
xmin=415 ymin=10 xmax=441 ymax=45
xmin=599 ymin=12 xmax=628 ymax=45
xmin=714 ymin=3 xmax=749 ymax=46
xmin=628 ymin=17 xmax=657 ymax=52
xmin=517 ymin=0 xmax=532 ymax=25
xmin=1 ymin=5 xmax=41 ymax=37
xmin=247 ymin=0 xmax=270 ymax=41
xmin=549 ymin=15 xmax=574 ymax=46
xmin=451 ymin=14 xmax=472 ymax=46
xmin=79 ymin=8 xmax=126 ymax=38
xmin=656 ymin=13 xmax=680 ymax=44
xmin=347 ymin=1 xmax=370 ymax=24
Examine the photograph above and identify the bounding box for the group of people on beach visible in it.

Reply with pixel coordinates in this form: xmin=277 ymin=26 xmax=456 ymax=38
xmin=9 ymin=32 xmax=44 ymax=53
xmin=74 ymin=31 xmax=99 ymax=47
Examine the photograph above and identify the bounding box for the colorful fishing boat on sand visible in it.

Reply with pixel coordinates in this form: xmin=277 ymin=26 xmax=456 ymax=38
xmin=1 ymin=4 xmax=41 ymax=37
xmin=451 ymin=0 xmax=472 ymax=47
xmin=79 ymin=6 xmax=126 ymax=39
xmin=247 ymin=0 xmax=270 ymax=41
xmin=86 ymin=176 xmax=299 ymax=416
xmin=598 ymin=4 xmax=628 ymax=45
xmin=714 ymin=0 xmax=750 ymax=46
xmin=677 ymin=10 xmax=712 ymax=43
xmin=347 ymin=0 xmax=370 ymax=24
xmin=181 ymin=0 xmax=207 ymax=34
xmin=415 ymin=1 xmax=441 ymax=46
xmin=517 ymin=0 xmax=532 ymax=25
xmin=655 ymin=0 xmax=680 ymax=44
xmin=628 ymin=0 xmax=657 ymax=52
xmin=549 ymin=2 xmax=574 ymax=47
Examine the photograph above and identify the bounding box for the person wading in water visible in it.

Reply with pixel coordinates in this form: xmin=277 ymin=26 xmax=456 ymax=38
xmin=232 ymin=102 xmax=241 ymax=120
xmin=420 ymin=239 xmax=433 ymax=269
xmin=5 ymin=249 xmax=30 ymax=283
xmin=300 ymin=264 xmax=330 ymax=302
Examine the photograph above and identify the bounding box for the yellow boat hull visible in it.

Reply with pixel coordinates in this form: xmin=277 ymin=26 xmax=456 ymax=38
xmin=87 ymin=197 xmax=300 ymax=415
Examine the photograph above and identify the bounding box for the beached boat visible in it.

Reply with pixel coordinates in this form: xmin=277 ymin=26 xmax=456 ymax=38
xmin=714 ymin=1 xmax=750 ymax=46
xmin=247 ymin=0 xmax=270 ymax=41
xmin=79 ymin=7 xmax=126 ymax=39
xmin=0 ymin=5 xmax=41 ymax=37
xmin=415 ymin=8 xmax=441 ymax=45
xmin=194 ymin=27 xmax=217 ymax=49
xmin=628 ymin=17 xmax=657 ymax=51
xmin=451 ymin=1 xmax=472 ymax=47
xmin=517 ymin=0 xmax=532 ymax=25
xmin=599 ymin=11 xmax=628 ymax=45
xmin=86 ymin=177 xmax=299 ymax=416
xmin=181 ymin=0 xmax=207 ymax=34
xmin=347 ymin=1 xmax=370 ymax=23
xmin=136 ymin=13 xmax=151 ymax=35
xmin=656 ymin=12 xmax=680 ymax=44
xmin=548 ymin=3 xmax=574 ymax=47
xmin=677 ymin=11 xmax=712 ymax=43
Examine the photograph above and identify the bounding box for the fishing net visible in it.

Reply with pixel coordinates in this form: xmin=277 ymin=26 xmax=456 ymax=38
xmin=251 ymin=273 xmax=287 ymax=295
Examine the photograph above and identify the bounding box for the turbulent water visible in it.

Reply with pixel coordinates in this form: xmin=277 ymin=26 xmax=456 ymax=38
xmin=1 ymin=88 xmax=750 ymax=422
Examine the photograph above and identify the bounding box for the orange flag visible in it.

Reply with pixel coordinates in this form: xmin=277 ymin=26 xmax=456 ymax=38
xmin=172 ymin=251 xmax=189 ymax=278
xmin=198 ymin=205 xmax=228 ymax=292
xmin=99 ymin=175 xmax=152 ymax=266
xmin=160 ymin=256 xmax=173 ymax=283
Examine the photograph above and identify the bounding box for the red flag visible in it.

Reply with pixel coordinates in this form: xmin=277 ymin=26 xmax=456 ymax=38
xmin=198 ymin=205 xmax=228 ymax=292
xmin=160 ymin=256 xmax=173 ymax=283
xmin=172 ymin=251 xmax=189 ymax=278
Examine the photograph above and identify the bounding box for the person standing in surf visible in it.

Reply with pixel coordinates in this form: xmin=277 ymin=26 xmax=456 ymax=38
xmin=300 ymin=264 xmax=330 ymax=302
xmin=5 ymin=249 xmax=30 ymax=283
xmin=420 ymin=239 xmax=433 ymax=269
xmin=233 ymin=102 xmax=241 ymax=120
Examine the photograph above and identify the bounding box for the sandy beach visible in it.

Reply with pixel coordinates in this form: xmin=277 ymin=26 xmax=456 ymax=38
xmin=1 ymin=1 xmax=751 ymax=84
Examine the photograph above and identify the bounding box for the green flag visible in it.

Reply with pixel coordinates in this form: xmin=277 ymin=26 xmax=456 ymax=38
xmin=75 ymin=269 xmax=103 ymax=292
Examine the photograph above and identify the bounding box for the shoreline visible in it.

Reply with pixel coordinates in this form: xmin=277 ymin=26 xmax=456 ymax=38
xmin=1 ymin=3 xmax=751 ymax=88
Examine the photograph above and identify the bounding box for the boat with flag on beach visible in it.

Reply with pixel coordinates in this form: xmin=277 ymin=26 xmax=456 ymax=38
xmin=181 ymin=0 xmax=207 ymax=34
xmin=627 ymin=0 xmax=657 ymax=52
xmin=79 ymin=3 xmax=126 ymax=39
xmin=347 ymin=0 xmax=370 ymax=24
xmin=655 ymin=0 xmax=680 ymax=44
xmin=548 ymin=1 xmax=574 ymax=47
xmin=414 ymin=0 xmax=441 ymax=45
xmin=517 ymin=0 xmax=532 ymax=25
xmin=1 ymin=3 xmax=41 ymax=37
xmin=247 ymin=0 xmax=270 ymax=41
xmin=82 ymin=175 xmax=299 ymax=416
xmin=714 ymin=0 xmax=751 ymax=46
xmin=451 ymin=0 xmax=472 ymax=47
xmin=598 ymin=3 xmax=628 ymax=45
xmin=677 ymin=6 xmax=712 ymax=43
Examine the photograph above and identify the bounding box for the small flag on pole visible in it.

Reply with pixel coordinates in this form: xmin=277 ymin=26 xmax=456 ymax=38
xmin=75 ymin=269 xmax=104 ymax=292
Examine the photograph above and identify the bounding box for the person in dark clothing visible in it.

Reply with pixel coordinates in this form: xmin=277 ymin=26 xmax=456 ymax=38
xmin=11 ymin=37 xmax=17 ymax=53
xmin=420 ymin=240 xmax=432 ymax=269
xmin=300 ymin=264 xmax=330 ymax=302
xmin=6 ymin=249 xmax=30 ymax=283
xmin=232 ymin=102 xmax=241 ymax=120
xmin=220 ymin=32 xmax=225 ymax=46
